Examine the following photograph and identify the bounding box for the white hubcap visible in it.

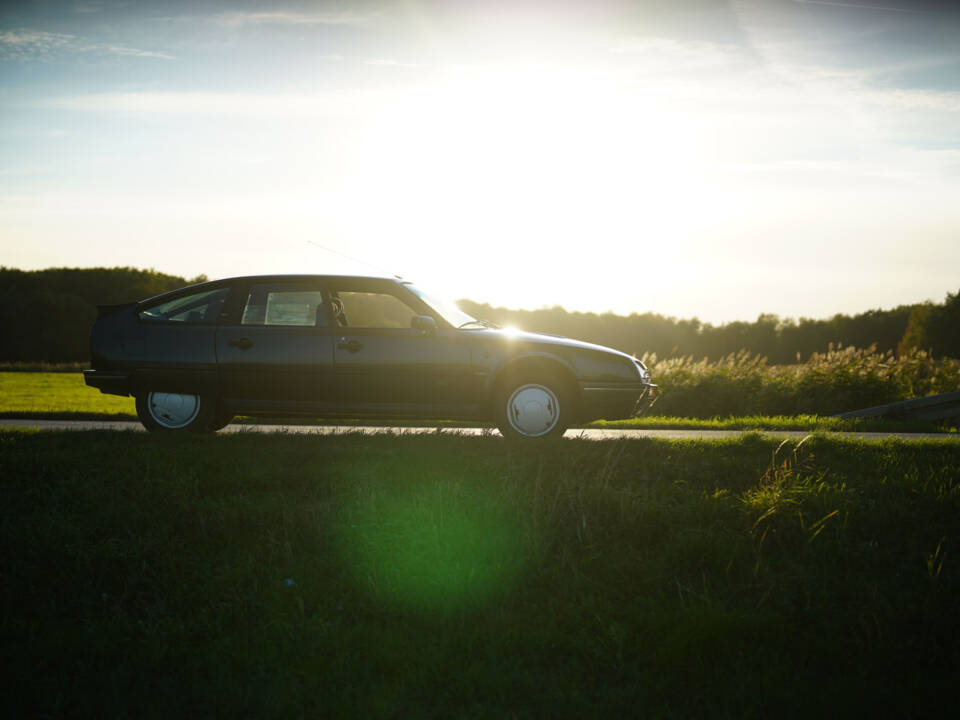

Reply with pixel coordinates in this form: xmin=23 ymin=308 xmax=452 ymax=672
xmin=507 ymin=384 xmax=559 ymax=437
xmin=148 ymin=392 xmax=201 ymax=429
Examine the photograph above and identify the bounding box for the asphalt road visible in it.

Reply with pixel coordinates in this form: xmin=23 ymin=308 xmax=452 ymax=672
xmin=2 ymin=418 xmax=957 ymax=441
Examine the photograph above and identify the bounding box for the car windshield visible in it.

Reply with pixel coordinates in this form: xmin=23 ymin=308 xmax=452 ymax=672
xmin=405 ymin=283 xmax=478 ymax=329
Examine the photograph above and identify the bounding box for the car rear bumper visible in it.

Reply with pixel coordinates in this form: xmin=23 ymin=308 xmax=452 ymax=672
xmin=83 ymin=369 xmax=132 ymax=397
xmin=578 ymin=381 xmax=658 ymax=422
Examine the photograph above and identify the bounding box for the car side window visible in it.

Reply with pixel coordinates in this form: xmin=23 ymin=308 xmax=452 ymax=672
xmin=241 ymin=285 xmax=328 ymax=327
xmin=138 ymin=287 xmax=229 ymax=324
xmin=334 ymin=291 xmax=419 ymax=329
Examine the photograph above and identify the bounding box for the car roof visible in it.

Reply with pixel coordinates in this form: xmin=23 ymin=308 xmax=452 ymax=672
xmin=219 ymin=273 xmax=404 ymax=284
xmin=139 ymin=274 xmax=408 ymax=306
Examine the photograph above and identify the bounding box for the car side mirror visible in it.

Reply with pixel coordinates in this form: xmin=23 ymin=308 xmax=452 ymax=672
xmin=411 ymin=315 xmax=438 ymax=335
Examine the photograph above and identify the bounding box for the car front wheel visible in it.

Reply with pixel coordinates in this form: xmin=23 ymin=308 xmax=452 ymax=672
xmin=496 ymin=374 xmax=571 ymax=440
xmin=136 ymin=391 xmax=215 ymax=433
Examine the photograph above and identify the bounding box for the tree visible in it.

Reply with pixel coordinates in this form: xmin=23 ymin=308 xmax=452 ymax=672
xmin=899 ymin=290 xmax=960 ymax=358
xmin=0 ymin=267 xmax=190 ymax=362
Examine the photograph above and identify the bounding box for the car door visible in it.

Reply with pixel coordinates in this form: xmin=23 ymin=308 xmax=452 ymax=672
xmin=135 ymin=285 xmax=230 ymax=395
xmin=216 ymin=280 xmax=335 ymax=411
xmin=328 ymin=280 xmax=477 ymax=413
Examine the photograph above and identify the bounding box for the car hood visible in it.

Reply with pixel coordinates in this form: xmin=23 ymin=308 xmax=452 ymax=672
xmin=476 ymin=327 xmax=635 ymax=361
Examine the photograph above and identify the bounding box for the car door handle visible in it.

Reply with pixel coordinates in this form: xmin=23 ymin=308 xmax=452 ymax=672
xmin=337 ymin=339 xmax=363 ymax=353
xmin=228 ymin=337 xmax=254 ymax=350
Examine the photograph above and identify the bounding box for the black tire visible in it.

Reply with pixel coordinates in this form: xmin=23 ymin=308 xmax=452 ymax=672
xmin=135 ymin=391 xmax=216 ymax=433
xmin=495 ymin=372 xmax=572 ymax=440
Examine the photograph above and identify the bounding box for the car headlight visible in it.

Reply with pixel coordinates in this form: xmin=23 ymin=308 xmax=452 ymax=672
xmin=633 ymin=358 xmax=651 ymax=383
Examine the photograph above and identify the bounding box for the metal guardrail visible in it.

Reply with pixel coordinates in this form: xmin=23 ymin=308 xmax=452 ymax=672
xmin=835 ymin=390 xmax=960 ymax=422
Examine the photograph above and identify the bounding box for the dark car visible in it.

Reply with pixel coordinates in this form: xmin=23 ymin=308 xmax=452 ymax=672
xmin=83 ymin=275 xmax=656 ymax=438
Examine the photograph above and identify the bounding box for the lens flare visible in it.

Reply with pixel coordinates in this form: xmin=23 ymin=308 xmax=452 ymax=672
xmin=335 ymin=475 xmax=527 ymax=613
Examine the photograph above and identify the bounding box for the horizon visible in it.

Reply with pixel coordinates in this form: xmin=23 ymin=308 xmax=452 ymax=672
xmin=2 ymin=0 xmax=959 ymax=324
xmin=4 ymin=262 xmax=951 ymax=327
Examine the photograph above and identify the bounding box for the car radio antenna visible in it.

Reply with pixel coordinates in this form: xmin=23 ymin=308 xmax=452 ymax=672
xmin=305 ymin=240 xmax=403 ymax=279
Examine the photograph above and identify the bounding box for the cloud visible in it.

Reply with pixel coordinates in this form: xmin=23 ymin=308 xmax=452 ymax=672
xmin=39 ymin=90 xmax=377 ymax=117
xmin=610 ymin=36 xmax=748 ymax=70
xmin=0 ymin=29 xmax=174 ymax=61
xmin=212 ymin=10 xmax=374 ymax=27
xmin=72 ymin=1 xmax=132 ymax=13
xmin=789 ymin=0 xmax=929 ymax=12
xmin=362 ymin=58 xmax=422 ymax=68
xmin=0 ymin=29 xmax=74 ymax=59
xmin=863 ymin=87 xmax=960 ymax=112
xmin=95 ymin=44 xmax=174 ymax=60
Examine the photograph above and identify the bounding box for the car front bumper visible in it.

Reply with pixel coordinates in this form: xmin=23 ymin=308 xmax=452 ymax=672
xmin=578 ymin=380 xmax=658 ymax=422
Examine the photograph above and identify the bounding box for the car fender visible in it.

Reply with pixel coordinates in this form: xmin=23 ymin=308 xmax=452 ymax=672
xmin=483 ymin=350 xmax=581 ymax=403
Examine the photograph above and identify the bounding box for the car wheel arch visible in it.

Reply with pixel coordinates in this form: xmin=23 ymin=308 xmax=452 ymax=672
xmin=487 ymin=354 xmax=580 ymax=415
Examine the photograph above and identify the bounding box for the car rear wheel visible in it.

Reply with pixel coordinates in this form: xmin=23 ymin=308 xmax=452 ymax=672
xmin=136 ymin=391 xmax=215 ymax=433
xmin=496 ymin=373 xmax=571 ymax=440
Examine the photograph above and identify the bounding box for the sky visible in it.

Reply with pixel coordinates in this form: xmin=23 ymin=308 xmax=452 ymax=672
xmin=1 ymin=0 xmax=958 ymax=324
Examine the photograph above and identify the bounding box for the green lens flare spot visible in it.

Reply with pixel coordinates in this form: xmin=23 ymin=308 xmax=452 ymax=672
xmin=336 ymin=480 xmax=527 ymax=613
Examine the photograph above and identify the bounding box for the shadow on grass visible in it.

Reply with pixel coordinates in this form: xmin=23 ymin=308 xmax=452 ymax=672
xmin=1 ymin=430 xmax=959 ymax=717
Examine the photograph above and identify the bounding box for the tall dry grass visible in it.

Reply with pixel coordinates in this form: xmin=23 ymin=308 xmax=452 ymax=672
xmin=642 ymin=345 xmax=960 ymax=418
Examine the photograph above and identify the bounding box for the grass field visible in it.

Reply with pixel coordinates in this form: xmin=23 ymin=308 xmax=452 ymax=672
xmin=1 ymin=371 xmax=955 ymax=432
xmin=2 ymin=429 xmax=959 ymax=717
xmin=0 ymin=370 xmax=137 ymax=419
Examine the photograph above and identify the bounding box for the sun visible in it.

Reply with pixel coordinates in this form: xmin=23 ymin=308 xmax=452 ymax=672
xmin=336 ymin=63 xmax=712 ymax=306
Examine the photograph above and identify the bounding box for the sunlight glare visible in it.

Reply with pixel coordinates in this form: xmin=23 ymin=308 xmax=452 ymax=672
xmin=344 ymin=64 xmax=711 ymax=306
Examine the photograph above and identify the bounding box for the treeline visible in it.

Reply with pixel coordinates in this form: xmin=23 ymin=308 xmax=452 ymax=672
xmin=1 ymin=266 xmax=956 ymax=363
xmin=0 ymin=267 xmax=204 ymax=362
xmin=460 ymin=291 xmax=960 ymax=363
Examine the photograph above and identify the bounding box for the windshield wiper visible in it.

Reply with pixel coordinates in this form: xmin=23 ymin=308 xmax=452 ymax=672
xmin=457 ymin=319 xmax=501 ymax=329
